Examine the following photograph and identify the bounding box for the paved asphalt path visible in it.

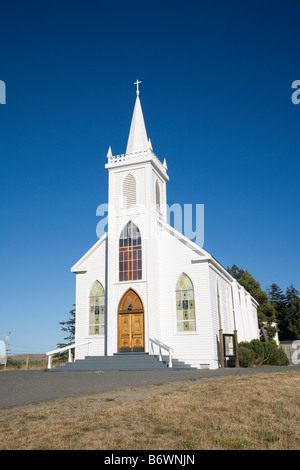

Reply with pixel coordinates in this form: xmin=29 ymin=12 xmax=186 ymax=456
xmin=0 ymin=365 xmax=299 ymax=408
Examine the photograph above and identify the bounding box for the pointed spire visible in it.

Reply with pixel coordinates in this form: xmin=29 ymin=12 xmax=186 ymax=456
xmin=148 ymin=138 xmax=153 ymax=150
xmin=163 ymin=158 xmax=168 ymax=170
xmin=107 ymin=146 xmax=112 ymax=158
xmin=125 ymin=81 xmax=149 ymax=155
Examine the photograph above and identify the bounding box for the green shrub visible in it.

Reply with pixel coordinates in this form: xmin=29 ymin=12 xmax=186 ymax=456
xmin=277 ymin=347 xmax=290 ymax=366
xmin=240 ymin=339 xmax=264 ymax=363
xmin=238 ymin=340 xmax=289 ymax=367
xmin=238 ymin=346 xmax=256 ymax=367
xmin=263 ymin=342 xmax=281 ymax=365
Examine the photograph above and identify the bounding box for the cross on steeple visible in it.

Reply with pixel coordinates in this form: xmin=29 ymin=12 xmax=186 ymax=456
xmin=134 ymin=79 xmax=141 ymax=95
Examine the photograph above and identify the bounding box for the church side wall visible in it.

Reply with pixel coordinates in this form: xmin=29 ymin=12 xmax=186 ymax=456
xmin=208 ymin=264 xmax=260 ymax=363
xmin=231 ymin=281 xmax=245 ymax=340
xmin=157 ymin=232 xmax=217 ymax=369
xmin=208 ymin=265 xmax=233 ymax=366
xmin=74 ymin=238 xmax=107 ymax=360
xmin=231 ymin=283 xmax=260 ymax=343
xmin=251 ymin=300 xmax=260 ymax=339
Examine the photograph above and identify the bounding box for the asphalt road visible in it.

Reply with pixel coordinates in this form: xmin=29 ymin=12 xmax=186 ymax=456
xmin=1 ymin=365 xmax=299 ymax=408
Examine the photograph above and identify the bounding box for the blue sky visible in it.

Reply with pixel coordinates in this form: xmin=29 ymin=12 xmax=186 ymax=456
xmin=0 ymin=0 xmax=299 ymax=354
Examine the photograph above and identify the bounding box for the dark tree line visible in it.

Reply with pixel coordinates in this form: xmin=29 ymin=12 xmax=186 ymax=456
xmin=228 ymin=265 xmax=300 ymax=342
xmin=268 ymin=283 xmax=300 ymax=340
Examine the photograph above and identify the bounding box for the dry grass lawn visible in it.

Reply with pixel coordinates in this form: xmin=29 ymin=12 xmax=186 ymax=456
xmin=1 ymin=371 xmax=300 ymax=450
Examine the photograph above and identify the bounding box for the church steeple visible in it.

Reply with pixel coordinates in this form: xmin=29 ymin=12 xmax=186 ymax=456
xmin=106 ymin=81 xmax=168 ymax=188
xmin=125 ymin=80 xmax=149 ymax=155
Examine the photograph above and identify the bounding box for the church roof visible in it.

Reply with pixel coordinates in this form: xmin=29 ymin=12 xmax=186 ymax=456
xmin=125 ymin=81 xmax=149 ymax=155
xmin=157 ymin=218 xmax=259 ymax=306
xmin=71 ymin=232 xmax=107 ymax=273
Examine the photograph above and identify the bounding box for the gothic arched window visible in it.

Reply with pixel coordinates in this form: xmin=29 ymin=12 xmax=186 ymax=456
xmin=123 ymin=173 xmax=136 ymax=208
xmin=119 ymin=221 xmax=142 ymax=281
xmin=89 ymin=281 xmax=105 ymax=335
xmin=175 ymin=273 xmax=196 ymax=332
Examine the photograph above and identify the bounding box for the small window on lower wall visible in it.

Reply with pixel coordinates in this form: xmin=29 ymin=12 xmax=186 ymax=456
xmin=175 ymin=273 xmax=196 ymax=332
xmin=89 ymin=281 xmax=105 ymax=335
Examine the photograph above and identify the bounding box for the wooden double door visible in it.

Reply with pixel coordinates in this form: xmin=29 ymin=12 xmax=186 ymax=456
xmin=118 ymin=289 xmax=144 ymax=352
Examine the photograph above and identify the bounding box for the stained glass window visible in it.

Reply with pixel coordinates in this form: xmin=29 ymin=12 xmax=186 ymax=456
xmin=89 ymin=281 xmax=105 ymax=335
xmin=119 ymin=221 xmax=142 ymax=281
xmin=176 ymin=273 xmax=196 ymax=332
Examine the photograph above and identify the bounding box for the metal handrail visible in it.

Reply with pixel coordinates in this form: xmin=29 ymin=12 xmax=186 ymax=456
xmin=149 ymin=338 xmax=173 ymax=368
xmin=46 ymin=341 xmax=92 ymax=369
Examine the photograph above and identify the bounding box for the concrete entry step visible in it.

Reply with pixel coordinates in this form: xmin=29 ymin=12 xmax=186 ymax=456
xmin=51 ymin=352 xmax=196 ymax=371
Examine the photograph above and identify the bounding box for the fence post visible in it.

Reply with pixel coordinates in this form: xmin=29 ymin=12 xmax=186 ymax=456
xmin=168 ymin=350 xmax=173 ymax=368
xmin=47 ymin=355 xmax=52 ymax=369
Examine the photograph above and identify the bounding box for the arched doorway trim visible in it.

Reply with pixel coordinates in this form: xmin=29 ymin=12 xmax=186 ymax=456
xmin=118 ymin=288 xmax=145 ymax=352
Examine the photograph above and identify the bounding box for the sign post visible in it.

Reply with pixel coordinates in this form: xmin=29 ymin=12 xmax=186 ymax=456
xmin=219 ymin=329 xmax=224 ymax=368
xmin=234 ymin=330 xmax=239 ymax=367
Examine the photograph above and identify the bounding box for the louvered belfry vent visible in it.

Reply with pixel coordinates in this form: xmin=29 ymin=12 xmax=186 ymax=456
xmin=123 ymin=173 xmax=136 ymax=208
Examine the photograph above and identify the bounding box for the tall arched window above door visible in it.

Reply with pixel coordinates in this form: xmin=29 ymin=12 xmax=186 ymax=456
xmin=119 ymin=221 xmax=142 ymax=281
xmin=89 ymin=281 xmax=105 ymax=335
xmin=175 ymin=273 xmax=196 ymax=332
xmin=123 ymin=173 xmax=136 ymax=208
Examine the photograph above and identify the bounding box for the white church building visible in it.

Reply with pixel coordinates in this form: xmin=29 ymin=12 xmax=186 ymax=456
xmin=69 ymin=83 xmax=259 ymax=370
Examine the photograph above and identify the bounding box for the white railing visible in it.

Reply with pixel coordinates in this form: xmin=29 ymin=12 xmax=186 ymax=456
xmin=107 ymin=149 xmax=166 ymax=174
xmin=149 ymin=338 xmax=173 ymax=368
xmin=107 ymin=150 xmax=147 ymax=164
xmin=46 ymin=341 xmax=92 ymax=369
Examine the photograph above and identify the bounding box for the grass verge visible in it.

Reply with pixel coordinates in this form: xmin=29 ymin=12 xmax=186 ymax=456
xmin=0 ymin=371 xmax=300 ymax=450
